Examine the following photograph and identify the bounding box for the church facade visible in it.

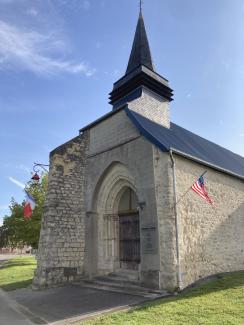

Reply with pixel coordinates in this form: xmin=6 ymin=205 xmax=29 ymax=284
xmin=33 ymin=12 xmax=244 ymax=292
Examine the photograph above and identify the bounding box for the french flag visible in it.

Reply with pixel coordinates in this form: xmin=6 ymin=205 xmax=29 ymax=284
xmin=24 ymin=191 xmax=36 ymax=219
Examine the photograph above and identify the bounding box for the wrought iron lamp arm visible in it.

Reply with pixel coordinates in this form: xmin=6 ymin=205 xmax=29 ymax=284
xmin=33 ymin=163 xmax=49 ymax=173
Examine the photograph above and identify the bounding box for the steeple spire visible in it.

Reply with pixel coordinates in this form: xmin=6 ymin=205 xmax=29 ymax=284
xmin=126 ymin=10 xmax=155 ymax=74
xmin=139 ymin=0 xmax=143 ymax=14
xmin=109 ymin=7 xmax=173 ymax=109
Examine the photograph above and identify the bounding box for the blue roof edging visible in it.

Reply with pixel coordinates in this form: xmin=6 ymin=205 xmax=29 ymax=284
xmin=125 ymin=107 xmax=169 ymax=152
xmin=125 ymin=108 xmax=244 ymax=181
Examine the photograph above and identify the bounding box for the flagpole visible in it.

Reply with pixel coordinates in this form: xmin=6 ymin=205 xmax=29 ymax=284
xmin=175 ymin=171 xmax=208 ymax=207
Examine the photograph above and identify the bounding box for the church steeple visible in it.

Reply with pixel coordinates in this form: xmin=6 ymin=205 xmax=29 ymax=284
xmin=109 ymin=9 xmax=173 ymax=110
xmin=126 ymin=12 xmax=155 ymax=74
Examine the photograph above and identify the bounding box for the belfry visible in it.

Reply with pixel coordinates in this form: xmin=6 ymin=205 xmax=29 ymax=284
xmin=33 ymin=8 xmax=244 ymax=293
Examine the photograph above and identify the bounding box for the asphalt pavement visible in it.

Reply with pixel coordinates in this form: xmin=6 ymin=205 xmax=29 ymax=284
xmin=0 ymin=254 xmax=147 ymax=324
xmin=0 ymin=289 xmax=34 ymax=325
xmin=0 ymin=284 xmax=147 ymax=325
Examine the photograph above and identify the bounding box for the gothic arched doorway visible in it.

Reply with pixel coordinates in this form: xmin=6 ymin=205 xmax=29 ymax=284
xmin=87 ymin=162 xmax=142 ymax=277
xmin=118 ymin=188 xmax=140 ymax=270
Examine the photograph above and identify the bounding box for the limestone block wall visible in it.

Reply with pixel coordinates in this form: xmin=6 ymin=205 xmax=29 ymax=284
xmin=153 ymin=147 xmax=178 ymax=291
xmin=174 ymin=155 xmax=244 ymax=288
xmin=89 ymin=110 xmax=139 ymax=156
xmin=85 ymin=132 xmax=161 ymax=289
xmin=128 ymin=87 xmax=170 ymax=128
xmin=33 ymin=133 xmax=88 ymax=289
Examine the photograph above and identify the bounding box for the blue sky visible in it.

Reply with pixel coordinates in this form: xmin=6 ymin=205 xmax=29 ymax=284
xmin=0 ymin=0 xmax=244 ymax=225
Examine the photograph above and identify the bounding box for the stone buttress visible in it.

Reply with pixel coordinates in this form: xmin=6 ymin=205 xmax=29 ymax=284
xmin=33 ymin=133 xmax=88 ymax=288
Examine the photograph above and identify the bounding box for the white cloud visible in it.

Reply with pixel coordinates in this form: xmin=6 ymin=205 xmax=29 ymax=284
xmin=0 ymin=205 xmax=8 ymax=210
xmin=9 ymin=177 xmax=25 ymax=189
xmin=0 ymin=20 xmax=96 ymax=77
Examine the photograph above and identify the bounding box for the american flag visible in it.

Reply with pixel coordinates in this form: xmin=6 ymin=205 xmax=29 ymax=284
xmin=191 ymin=175 xmax=213 ymax=205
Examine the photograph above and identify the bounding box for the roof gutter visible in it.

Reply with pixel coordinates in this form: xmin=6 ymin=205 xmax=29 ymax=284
xmin=170 ymin=148 xmax=244 ymax=181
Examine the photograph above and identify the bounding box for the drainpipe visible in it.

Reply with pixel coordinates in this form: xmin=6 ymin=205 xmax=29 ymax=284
xmin=169 ymin=150 xmax=182 ymax=291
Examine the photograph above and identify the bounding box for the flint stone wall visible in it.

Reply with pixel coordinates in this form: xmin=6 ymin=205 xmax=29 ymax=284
xmin=33 ymin=133 xmax=88 ymax=289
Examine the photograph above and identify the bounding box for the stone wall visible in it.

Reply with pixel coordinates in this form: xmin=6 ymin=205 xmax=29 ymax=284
xmin=153 ymin=147 xmax=178 ymax=291
xmin=89 ymin=110 xmax=139 ymax=156
xmin=153 ymin=149 xmax=244 ymax=291
xmin=85 ymin=126 xmax=161 ymax=289
xmin=174 ymin=154 xmax=244 ymax=288
xmin=128 ymin=87 xmax=170 ymax=128
xmin=33 ymin=133 xmax=88 ymax=289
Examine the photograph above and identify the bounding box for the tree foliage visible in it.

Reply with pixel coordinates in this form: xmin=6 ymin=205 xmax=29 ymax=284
xmin=0 ymin=174 xmax=48 ymax=249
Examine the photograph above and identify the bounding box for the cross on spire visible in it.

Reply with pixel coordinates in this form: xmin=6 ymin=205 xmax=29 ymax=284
xmin=139 ymin=0 xmax=143 ymax=13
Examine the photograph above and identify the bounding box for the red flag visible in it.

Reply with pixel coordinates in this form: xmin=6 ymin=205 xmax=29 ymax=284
xmin=24 ymin=202 xmax=32 ymax=219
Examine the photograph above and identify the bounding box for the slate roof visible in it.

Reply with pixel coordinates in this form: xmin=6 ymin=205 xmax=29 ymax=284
xmin=126 ymin=12 xmax=155 ymax=74
xmin=125 ymin=108 xmax=244 ymax=179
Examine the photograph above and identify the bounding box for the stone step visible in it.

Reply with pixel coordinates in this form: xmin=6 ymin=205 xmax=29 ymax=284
xmin=111 ymin=270 xmax=140 ymax=281
xmin=74 ymin=279 xmax=168 ymax=299
xmin=95 ymin=275 xmax=139 ymax=286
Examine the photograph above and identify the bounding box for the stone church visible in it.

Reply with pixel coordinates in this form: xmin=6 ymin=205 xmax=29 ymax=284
xmin=33 ymin=11 xmax=244 ymax=293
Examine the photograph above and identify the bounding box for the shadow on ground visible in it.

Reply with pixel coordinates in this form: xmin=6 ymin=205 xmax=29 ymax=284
xmin=129 ymin=271 xmax=244 ymax=314
xmin=8 ymin=271 xmax=244 ymax=325
xmin=8 ymin=285 xmax=147 ymax=324
xmin=2 ymin=280 xmax=33 ymax=292
xmin=1 ymin=260 xmax=36 ymax=269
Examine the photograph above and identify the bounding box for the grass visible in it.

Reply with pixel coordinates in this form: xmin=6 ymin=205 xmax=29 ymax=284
xmin=0 ymin=256 xmax=37 ymax=291
xmin=83 ymin=272 xmax=244 ymax=325
xmin=0 ymin=257 xmax=243 ymax=324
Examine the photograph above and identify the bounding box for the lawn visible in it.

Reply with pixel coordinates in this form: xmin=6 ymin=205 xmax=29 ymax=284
xmin=0 ymin=256 xmax=37 ymax=291
xmin=0 ymin=257 xmax=243 ymax=324
xmin=82 ymin=272 xmax=244 ymax=325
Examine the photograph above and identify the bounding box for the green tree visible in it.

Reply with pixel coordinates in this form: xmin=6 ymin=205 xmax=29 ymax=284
xmin=0 ymin=174 xmax=48 ymax=249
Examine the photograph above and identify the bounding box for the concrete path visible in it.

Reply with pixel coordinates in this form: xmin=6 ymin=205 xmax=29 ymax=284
xmin=0 ymin=289 xmax=34 ymax=325
xmin=8 ymin=285 xmax=147 ymax=325
xmin=0 ymin=254 xmax=147 ymax=324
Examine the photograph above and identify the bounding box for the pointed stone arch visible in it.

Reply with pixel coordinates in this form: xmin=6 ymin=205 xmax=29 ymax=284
xmin=91 ymin=161 xmax=140 ymax=213
xmin=86 ymin=161 xmax=142 ymax=276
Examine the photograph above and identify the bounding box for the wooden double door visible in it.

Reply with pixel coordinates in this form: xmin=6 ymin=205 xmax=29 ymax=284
xmin=119 ymin=212 xmax=140 ymax=270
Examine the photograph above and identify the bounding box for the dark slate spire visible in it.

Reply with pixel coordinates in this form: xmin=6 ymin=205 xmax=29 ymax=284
xmin=109 ymin=10 xmax=173 ymax=108
xmin=126 ymin=12 xmax=155 ymax=74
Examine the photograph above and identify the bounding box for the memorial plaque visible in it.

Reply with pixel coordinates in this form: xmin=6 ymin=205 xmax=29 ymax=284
xmin=64 ymin=267 xmax=78 ymax=277
xmin=141 ymin=225 xmax=157 ymax=254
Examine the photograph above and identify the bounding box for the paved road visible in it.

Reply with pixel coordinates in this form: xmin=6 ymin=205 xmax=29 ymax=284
xmin=0 ymin=290 xmax=34 ymax=325
xmin=0 ymin=255 xmax=147 ymax=324
xmin=9 ymin=285 xmax=146 ymax=324
xmin=0 ymin=254 xmax=36 ymax=325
